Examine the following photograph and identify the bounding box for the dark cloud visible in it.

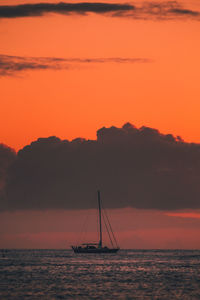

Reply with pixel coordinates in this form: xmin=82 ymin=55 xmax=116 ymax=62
xmin=0 ymin=55 xmax=54 ymax=76
xmin=0 ymin=2 xmax=133 ymax=18
xmin=0 ymin=54 xmax=151 ymax=76
xmin=1 ymin=123 xmax=200 ymax=211
xmin=131 ymin=1 xmax=200 ymax=20
xmin=0 ymin=1 xmax=199 ymax=20
xmin=0 ymin=144 xmax=16 ymax=202
xmin=0 ymin=54 xmax=67 ymax=76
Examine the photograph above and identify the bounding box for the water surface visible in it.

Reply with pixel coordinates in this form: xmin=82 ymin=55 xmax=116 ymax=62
xmin=0 ymin=249 xmax=200 ymax=299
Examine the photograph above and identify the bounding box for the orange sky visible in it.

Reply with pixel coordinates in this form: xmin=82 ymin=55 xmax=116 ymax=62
xmin=1 ymin=1 xmax=200 ymax=150
xmin=1 ymin=208 xmax=200 ymax=249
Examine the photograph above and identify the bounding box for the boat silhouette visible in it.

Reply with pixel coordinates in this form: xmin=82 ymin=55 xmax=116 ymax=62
xmin=72 ymin=191 xmax=119 ymax=254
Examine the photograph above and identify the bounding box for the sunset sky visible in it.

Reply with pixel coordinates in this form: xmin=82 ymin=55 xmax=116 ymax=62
xmin=1 ymin=0 xmax=200 ymax=249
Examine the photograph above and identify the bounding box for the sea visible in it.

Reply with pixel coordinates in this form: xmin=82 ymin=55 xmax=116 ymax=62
xmin=0 ymin=249 xmax=200 ymax=299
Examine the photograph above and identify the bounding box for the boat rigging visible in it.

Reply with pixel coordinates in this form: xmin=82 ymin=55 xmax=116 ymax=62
xmin=72 ymin=190 xmax=119 ymax=254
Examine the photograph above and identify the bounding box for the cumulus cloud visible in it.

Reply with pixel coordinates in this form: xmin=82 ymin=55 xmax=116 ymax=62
xmin=0 ymin=1 xmax=199 ymax=20
xmin=1 ymin=123 xmax=200 ymax=211
xmin=0 ymin=144 xmax=16 ymax=201
xmin=0 ymin=54 xmax=151 ymax=76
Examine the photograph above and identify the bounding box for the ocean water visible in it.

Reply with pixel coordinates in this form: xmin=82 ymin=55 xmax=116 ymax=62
xmin=0 ymin=249 xmax=200 ymax=299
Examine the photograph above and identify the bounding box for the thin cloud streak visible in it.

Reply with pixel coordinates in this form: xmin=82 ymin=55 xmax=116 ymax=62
xmin=0 ymin=54 xmax=152 ymax=76
xmin=0 ymin=2 xmax=133 ymax=18
xmin=0 ymin=1 xmax=199 ymax=20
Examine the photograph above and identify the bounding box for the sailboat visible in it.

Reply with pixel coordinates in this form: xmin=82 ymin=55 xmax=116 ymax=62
xmin=72 ymin=191 xmax=120 ymax=253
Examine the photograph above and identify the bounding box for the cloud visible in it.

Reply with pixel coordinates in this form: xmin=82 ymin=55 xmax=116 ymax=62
xmin=1 ymin=123 xmax=200 ymax=211
xmin=0 ymin=54 xmax=151 ymax=76
xmin=0 ymin=2 xmax=133 ymax=18
xmin=0 ymin=1 xmax=199 ymax=20
xmin=130 ymin=1 xmax=200 ymax=20
xmin=0 ymin=55 xmax=55 ymax=77
xmin=0 ymin=144 xmax=16 ymax=201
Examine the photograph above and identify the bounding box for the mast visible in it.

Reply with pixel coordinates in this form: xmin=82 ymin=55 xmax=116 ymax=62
xmin=98 ymin=190 xmax=102 ymax=248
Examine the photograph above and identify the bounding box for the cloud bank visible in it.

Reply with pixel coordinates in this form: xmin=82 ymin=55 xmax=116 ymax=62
xmin=0 ymin=1 xmax=199 ymax=20
xmin=0 ymin=54 xmax=151 ymax=76
xmin=1 ymin=123 xmax=200 ymax=211
xmin=0 ymin=144 xmax=16 ymax=201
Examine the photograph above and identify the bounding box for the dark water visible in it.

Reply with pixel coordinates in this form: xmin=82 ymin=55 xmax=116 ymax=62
xmin=0 ymin=249 xmax=200 ymax=299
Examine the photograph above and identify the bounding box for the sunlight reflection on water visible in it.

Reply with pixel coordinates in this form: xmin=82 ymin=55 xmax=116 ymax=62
xmin=0 ymin=249 xmax=200 ymax=299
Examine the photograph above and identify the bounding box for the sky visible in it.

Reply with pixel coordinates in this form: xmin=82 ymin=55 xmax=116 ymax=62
xmin=0 ymin=0 xmax=200 ymax=249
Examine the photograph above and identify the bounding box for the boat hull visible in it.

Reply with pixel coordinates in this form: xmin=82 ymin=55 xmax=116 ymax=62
xmin=72 ymin=247 xmax=119 ymax=254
